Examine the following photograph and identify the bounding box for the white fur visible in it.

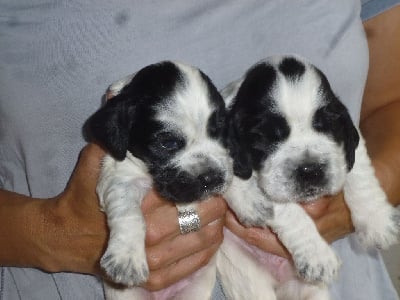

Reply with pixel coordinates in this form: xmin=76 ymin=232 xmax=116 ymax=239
xmin=218 ymin=55 xmax=400 ymax=300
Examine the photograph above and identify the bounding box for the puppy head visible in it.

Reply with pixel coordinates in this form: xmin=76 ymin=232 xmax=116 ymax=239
xmin=88 ymin=61 xmax=232 ymax=203
xmin=227 ymin=55 xmax=359 ymax=203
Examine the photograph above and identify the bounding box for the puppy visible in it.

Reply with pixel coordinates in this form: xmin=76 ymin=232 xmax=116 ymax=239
xmin=217 ymin=55 xmax=400 ymax=300
xmin=87 ymin=61 xmax=232 ymax=300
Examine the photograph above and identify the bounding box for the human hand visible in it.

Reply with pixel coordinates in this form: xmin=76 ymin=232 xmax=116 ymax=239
xmin=225 ymin=193 xmax=354 ymax=259
xmin=45 ymin=143 xmax=227 ymax=291
xmin=141 ymin=192 xmax=227 ymax=291
xmin=42 ymin=143 xmax=108 ymax=275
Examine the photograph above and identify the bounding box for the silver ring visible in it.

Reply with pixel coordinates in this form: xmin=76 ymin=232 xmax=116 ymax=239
xmin=177 ymin=208 xmax=201 ymax=234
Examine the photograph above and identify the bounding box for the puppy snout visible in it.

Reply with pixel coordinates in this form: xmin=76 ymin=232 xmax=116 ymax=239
xmin=295 ymin=162 xmax=326 ymax=186
xmin=198 ymin=169 xmax=224 ymax=190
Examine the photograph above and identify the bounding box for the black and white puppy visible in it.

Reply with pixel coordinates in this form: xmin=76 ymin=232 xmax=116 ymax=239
xmin=87 ymin=61 xmax=232 ymax=300
xmin=217 ymin=55 xmax=400 ymax=300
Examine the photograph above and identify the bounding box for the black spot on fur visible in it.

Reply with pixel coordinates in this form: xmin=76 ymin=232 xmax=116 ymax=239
xmin=86 ymin=61 xmax=183 ymax=160
xmin=279 ymin=57 xmax=306 ymax=82
xmin=199 ymin=71 xmax=226 ymax=140
xmin=87 ymin=61 xmax=227 ymax=203
xmin=226 ymin=63 xmax=290 ymax=178
xmin=312 ymin=69 xmax=359 ymax=170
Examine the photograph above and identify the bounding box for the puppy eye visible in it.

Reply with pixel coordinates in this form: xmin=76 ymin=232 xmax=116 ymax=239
xmin=155 ymin=133 xmax=185 ymax=152
xmin=160 ymin=139 xmax=181 ymax=151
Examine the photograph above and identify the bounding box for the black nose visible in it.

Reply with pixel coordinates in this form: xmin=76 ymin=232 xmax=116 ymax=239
xmin=198 ymin=170 xmax=224 ymax=190
xmin=295 ymin=163 xmax=326 ymax=186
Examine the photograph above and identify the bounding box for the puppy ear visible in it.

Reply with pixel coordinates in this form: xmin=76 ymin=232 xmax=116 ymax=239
xmin=315 ymin=98 xmax=360 ymax=171
xmin=226 ymin=115 xmax=253 ymax=179
xmin=341 ymin=109 xmax=360 ymax=171
xmin=87 ymin=95 xmax=136 ymax=160
xmin=315 ymin=69 xmax=360 ymax=171
xmin=327 ymin=100 xmax=360 ymax=171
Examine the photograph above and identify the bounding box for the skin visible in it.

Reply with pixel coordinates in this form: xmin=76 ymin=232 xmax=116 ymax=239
xmin=226 ymin=5 xmax=400 ymax=258
xmin=1 ymin=6 xmax=399 ymax=293
xmin=0 ymin=144 xmax=227 ymax=291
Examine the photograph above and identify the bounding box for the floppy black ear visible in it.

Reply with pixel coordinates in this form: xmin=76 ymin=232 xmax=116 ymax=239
xmin=87 ymin=95 xmax=136 ymax=160
xmin=340 ymin=108 xmax=360 ymax=171
xmin=314 ymin=98 xmax=360 ymax=171
xmin=225 ymin=114 xmax=252 ymax=179
xmin=314 ymin=69 xmax=360 ymax=171
xmin=326 ymin=99 xmax=360 ymax=171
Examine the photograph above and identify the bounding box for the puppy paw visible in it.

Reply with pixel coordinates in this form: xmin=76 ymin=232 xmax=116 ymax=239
xmin=356 ymin=207 xmax=400 ymax=250
xmin=293 ymin=244 xmax=340 ymax=284
xmin=100 ymin=245 xmax=149 ymax=286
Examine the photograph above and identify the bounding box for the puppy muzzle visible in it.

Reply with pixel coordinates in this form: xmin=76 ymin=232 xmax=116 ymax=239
xmin=153 ymin=167 xmax=227 ymax=203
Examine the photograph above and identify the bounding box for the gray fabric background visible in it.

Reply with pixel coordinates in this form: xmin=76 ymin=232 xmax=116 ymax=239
xmin=0 ymin=1 xmax=399 ymax=299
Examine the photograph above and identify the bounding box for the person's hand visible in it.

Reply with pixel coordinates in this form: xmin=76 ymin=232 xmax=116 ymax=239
xmin=45 ymin=143 xmax=226 ymax=291
xmin=42 ymin=143 xmax=109 ymax=275
xmin=225 ymin=193 xmax=354 ymax=259
xmin=141 ymin=192 xmax=227 ymax=291
xmin=301 ymin=192 xmax=354 ymax=244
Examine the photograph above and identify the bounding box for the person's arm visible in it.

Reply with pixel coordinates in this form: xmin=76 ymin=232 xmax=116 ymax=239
xmin=0 ymin=144 xmax=108 ymax=274
xmin=0 ymin=144 xmax=226 ymax=291
xmin=360 ymin=4 xmax=400 ymax=207
xmin=226 ymin=5 xmax=400 ymax=257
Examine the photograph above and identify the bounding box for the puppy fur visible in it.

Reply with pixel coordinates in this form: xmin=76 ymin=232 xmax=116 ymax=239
xmin=87 ymin=61 xmax=232 ymax=300
xmin=217 ymin=55 xmax=400 ymax=300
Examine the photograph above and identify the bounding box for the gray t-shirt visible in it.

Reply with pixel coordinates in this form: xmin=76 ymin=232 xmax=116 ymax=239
xmin=0 ymin=1 xmax=398 ymax=299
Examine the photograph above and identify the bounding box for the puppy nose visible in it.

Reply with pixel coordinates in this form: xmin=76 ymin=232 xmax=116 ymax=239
xmin=295 ymin=163 xmax=325 ymax=186
xmin=198 ymin=170 xmax=224 ymax=189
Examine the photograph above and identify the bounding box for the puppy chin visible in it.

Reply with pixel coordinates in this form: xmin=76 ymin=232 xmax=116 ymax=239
xmin=260 ymin=176 xmax=342 ymax=204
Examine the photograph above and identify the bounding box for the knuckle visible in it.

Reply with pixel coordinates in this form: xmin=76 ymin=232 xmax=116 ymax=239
xmin=213 ymin=197 xmax=228 ymax=215
xmin=146 ymin=224 xmax=163 ymax=245
xmin=146 ymin=252 xmax=163 ymax=270
xmin=245 ymin=228 xmax=262 ymax=246
xmin=145 ymin=274 xmax=165 ymax=291
xmin=203 ymin=223 xmax=223 ymax=244
xmin=198 ymin=245 xmax=218 ymax=267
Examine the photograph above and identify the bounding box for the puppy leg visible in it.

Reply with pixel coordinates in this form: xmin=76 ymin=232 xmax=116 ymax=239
xmin=270 ymin=203 xmax=341 ymax=285
xmin=224 ymin=176 xmax=339 ymax=286
xmin=217 ymin=229 xmax=277 ymax=300
xmin=98 ymin=155 xmax=152 ymax=287
xmin=344 ymin=135 xmax=400 ymax=249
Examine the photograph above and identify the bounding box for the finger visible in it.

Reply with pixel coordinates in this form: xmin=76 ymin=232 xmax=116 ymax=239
xmin=143 ymin=243 xmax=220 ymax=291
xmin=225 ymin=210 xmax=290 ymax=259
xmin=74 ymin=144 xmax=105 ymax=179
xmin=146 ymin=218 xmax=223 ymax=270
xmin=313 ymin=194 xmax=354 ymax=243
xmin=141 ymin=190 xmax=171 ymax=213
xmin=300 ymin=196 xmax=331 ymax=219
xmin=145 ymin=196 xmax=227 ymax=246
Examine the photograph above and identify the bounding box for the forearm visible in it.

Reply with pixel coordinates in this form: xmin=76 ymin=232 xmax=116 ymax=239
xmin=0 ymin=146 xmax=108 ymax=276
xmin=360 ymin=6 xmax=400 ymax=207
xmin=0 ymin=190 xmax=57 ymax=270
xmin=0 ymin=191 xmax=107 ymax=276
xmin=360 ymin=100 xmax=400 ymax=207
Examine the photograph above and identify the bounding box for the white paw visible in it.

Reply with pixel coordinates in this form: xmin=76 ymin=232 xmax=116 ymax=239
xmin=293 ymin=243 xmax=340 ymax=284
xmin=100 ymin=245 xmax=149 ymax=286
xmin=356 ymin=207 xmax=400 ymax=250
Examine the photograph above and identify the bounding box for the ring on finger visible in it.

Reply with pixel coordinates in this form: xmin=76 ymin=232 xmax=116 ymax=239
xmin=177 ymin=207 xmax=201 ymax=234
